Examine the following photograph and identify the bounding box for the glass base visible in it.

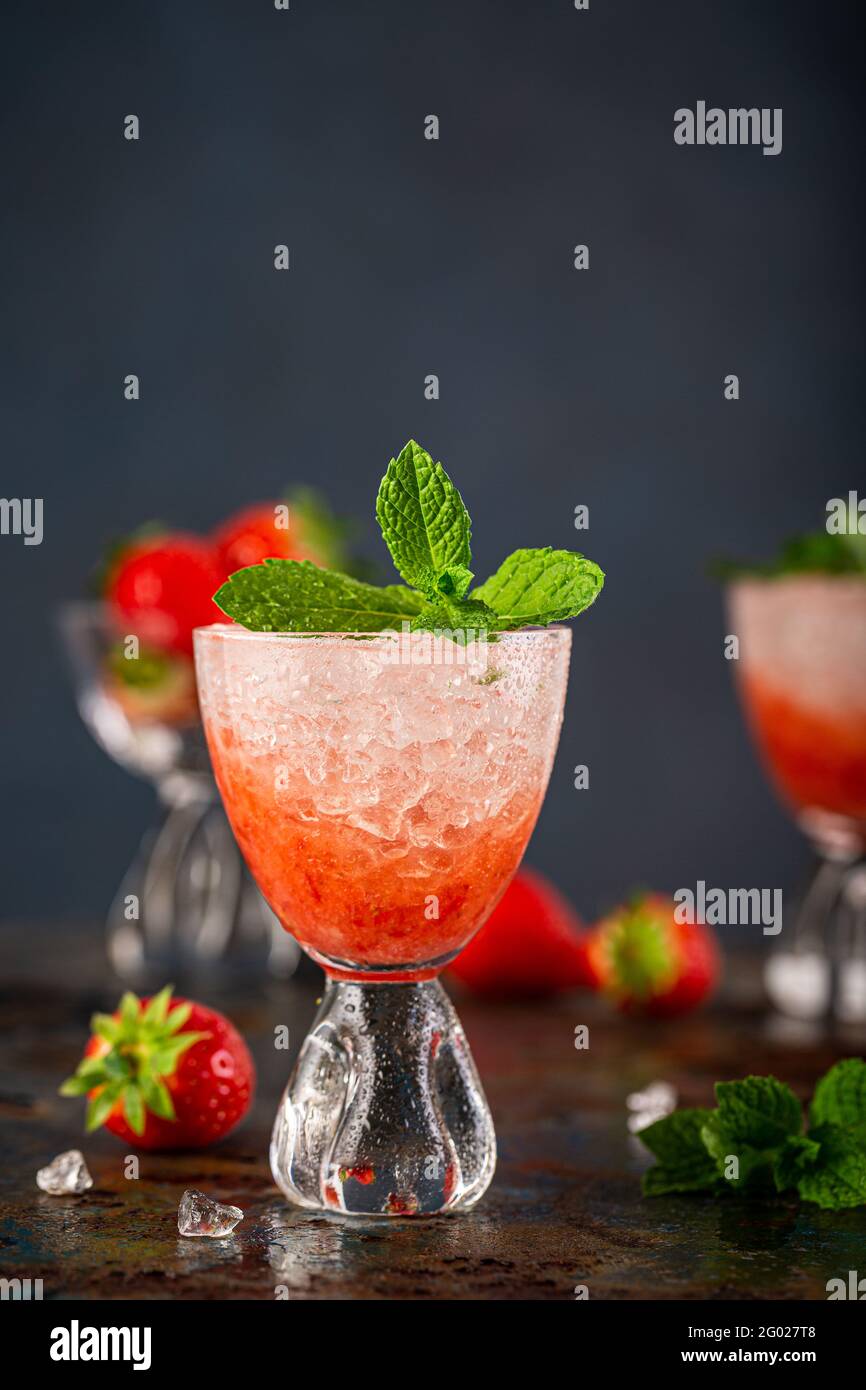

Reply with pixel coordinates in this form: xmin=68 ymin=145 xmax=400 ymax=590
xmin=270 ymin=978 xmax=496 ymax=1215
xmin=765 ymin=855 xmax=866 ymax=1025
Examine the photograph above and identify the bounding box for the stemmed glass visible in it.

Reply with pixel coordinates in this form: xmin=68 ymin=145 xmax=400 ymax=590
xmin=59 ymin=601 xmax=298 ymax=985
xmin=195 ymin=624 xmax=571 ymax=1215
xmin=727 ymin=575 xmax=866 ymax=1023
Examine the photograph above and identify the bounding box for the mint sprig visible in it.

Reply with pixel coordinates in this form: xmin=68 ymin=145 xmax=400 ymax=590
xmin=641 ymin=1060 xmax=866 ymax=1211
xmin=214 ymin=439 xmax=605 ymax=636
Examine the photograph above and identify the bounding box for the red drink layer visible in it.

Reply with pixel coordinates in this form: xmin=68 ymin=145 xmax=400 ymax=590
xmin=195 ymin=627 xmax=571 ymax=980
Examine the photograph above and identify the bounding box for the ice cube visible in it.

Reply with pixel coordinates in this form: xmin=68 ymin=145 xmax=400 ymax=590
xmin=36 ymin=1149 xmax=93 ymax=1195
xmin=177 ymin=1188 xmax=244 ymax=1238
xmin=626 ymin=1081 xmax=678 ymax=1133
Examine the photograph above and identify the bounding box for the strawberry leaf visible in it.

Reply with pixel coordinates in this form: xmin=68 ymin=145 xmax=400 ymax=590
xmin=119 ymin=992 xmax=141 ymax=1032
xmin=90 ymin=1013 xmax=123 ymax=1044
xmin=59 ymin=1074 xmax=98 ymax=1097
xmin=151 ymin=1031 xmax=209 ymax=1074
xmin=165 ymin=1001 xmax=193 ymax=1034
xmin=123 ymin=1085 xmax=146 ymax=1137
xmin=142 ymin=985 xmax=174 ymax=1027
xmin=86 ymin=1084 xmax=123 ymax=1132
xmin=141 ymin=1076 xmax=175 ymax=1121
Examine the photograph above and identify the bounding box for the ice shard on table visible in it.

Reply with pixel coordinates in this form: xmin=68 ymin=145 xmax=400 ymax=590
xmin=177 ymin=1188 xmax=244 ymax=1237
xmin=626 ymin=1081 xmax=678 ymax=1134
xmin=36 ymin=1149 xmax=93 ymax=1195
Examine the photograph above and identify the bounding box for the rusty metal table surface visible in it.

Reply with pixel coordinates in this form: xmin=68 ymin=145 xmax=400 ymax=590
xmin=1 ymin=921 xmax=864 ymax=1302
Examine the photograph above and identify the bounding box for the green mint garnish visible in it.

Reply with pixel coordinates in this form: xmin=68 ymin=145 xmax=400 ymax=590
xmin=641 ymin=1059 xmax=866 ymax=1211
xmin=639 ymin=1109 xmax=721 ymax=1196
xmin=375 ymin=440 xmax=472 ymax=597
xmin=713 ymin=1076 xmax=802 ymax=1151
xmin=809 ymin=1057 xmax=866 ymax=1142
xmin=772 ymin=1134 xmax=821 ymax=1194
xmin=214 ymin=438 xmax=605 ymax=636
xmin=473 ymin=547 xmax=605 ymax=629
xmin=712 ymin=528 xmax=866 ymax=581
xmin=794 ymin=1124 xmax=866 ymax=1210
xmin=214 ymin=560 xmax=424 ymax=632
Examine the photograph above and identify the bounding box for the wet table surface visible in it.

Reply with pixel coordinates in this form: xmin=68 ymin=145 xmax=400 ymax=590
xmin=1 ymin=921 xmax=864 ymax=1301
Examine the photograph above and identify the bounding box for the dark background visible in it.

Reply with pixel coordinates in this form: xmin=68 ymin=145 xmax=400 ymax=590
xmin=1 ymin=0 xmax=862 ymax=933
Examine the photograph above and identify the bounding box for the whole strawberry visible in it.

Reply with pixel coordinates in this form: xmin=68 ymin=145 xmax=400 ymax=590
xmin=448 ymin=868 xmax=591 ymax=999
xmin=60 ymin=986 xmax=254 ymax=1149
xmin=583 ymin=893 xmax=719 ymax=1018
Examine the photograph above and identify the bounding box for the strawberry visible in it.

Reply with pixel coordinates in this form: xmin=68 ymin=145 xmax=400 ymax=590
xmin=447 ymin=868 xmax=591 ymax=998
xmin=107 ymin=534 xmax=224 ymax=655
xmin=583 ymin=893 xmax=720 ymax=1017
xmin=212 ymin=502 xmax=315 ymax=577
xmin=60 ymin=986 xmax=255 ymax=1150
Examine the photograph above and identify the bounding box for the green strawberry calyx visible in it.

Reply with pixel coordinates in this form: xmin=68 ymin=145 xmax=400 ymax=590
xmin=59 ymin=985 xmax=209 ymax=1137
xmin=607 ymin=898 xmax=678 ymax=999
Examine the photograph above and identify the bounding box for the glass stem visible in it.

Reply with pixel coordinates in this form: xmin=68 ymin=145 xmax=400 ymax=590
xmin=270 ymin=977 xmax=496 ymax=1215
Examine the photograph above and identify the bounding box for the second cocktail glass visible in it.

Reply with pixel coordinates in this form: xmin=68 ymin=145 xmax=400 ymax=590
xmin=195 ymin=624 xmax=571 ymax=1214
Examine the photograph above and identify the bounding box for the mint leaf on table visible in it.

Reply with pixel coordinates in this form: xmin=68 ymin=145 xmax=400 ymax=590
xmin=796 ymin=1124 xmax=866 ymax=1210
xmin=700 ymin=1115 xmax=775 ymax=1191
xmin=472 ymin=547 xmax=605 ymax=628
xmin=773 ymin=1134 xmax=821 ymax=1194
xmin=214 ymin=559 xmax=424 ymax=632
xmin=640 ymin=1109 xmax=720 ymax=1196
xmin=713 ymin=1076 xmax=802 ymax=1150
xmin=375 ymin=440 xmax=472 ymax=595
xmin=809 ymin=1058 xmax=866 ymax=1143
xmin=641 ymin=1064 xmax=866 ymax=1211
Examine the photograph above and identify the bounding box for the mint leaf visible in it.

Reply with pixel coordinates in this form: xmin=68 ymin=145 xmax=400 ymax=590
xmin=473 ymin=547 xmax=604 ymax=628
xmin=701 ymin=1116 xmax=776 ymax=1190
xmin=214 ymin=560 xmax=424 ymax=632
xmin=410 ymin=596 xmax=499 ymax=638
xmin=714 ymin=1076 xmax=802 ymax=1150
xmin=640 ymin=1109 xmax=720 ymax=1195
xmin=429 ymin=563 xmax=474 ymax=600
xmin=376 ymin=440 xmax=472 ymax=591
xmin=797 ymin=1123 xmax=866 ymax=1210
xmin=809 ymin=1058 xmax=866 ymax=1143
xmin=773 ymin=1134 xmax=821 ymax=1193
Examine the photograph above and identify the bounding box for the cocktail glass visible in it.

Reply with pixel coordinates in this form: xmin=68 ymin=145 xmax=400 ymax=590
xmin=59 ymin=601 xmax=298 ymax=985
xmin=194 ymin=624 xmax=571 ymax=1214
xmin=727 ymin=576 xmax=866 ymax=1022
